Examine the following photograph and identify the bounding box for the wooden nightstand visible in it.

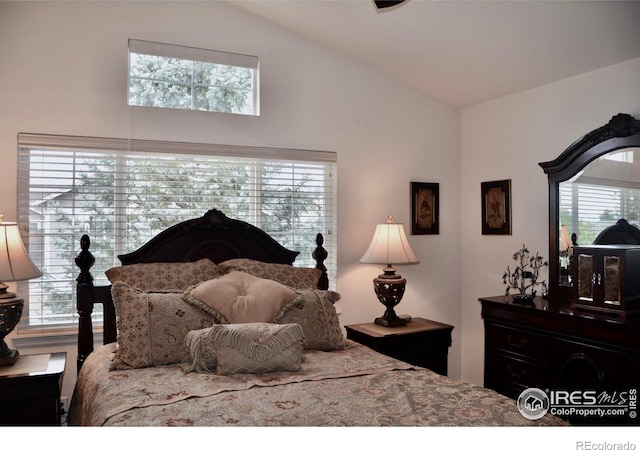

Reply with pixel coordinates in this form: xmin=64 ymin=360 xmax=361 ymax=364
xmin=0 ymin=352 xmax=66 ymax=426
xmin=345 ymin=318 xmax=453 ymax=375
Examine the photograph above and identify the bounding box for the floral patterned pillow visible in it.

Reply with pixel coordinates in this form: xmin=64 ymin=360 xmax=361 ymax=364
xmin=276 ymin=290 xmax=346 ymax=351
xmin=105 ymin=258 xmax=223 ymax=292
xmin=218 ymin=258 xmax=322 ymax=290
xmin=111 ymin=282 xmax=216 ymax=370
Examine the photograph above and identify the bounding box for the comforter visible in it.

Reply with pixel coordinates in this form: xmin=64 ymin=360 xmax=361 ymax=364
xmin=69 ymin=341 xmax=566 ymax=426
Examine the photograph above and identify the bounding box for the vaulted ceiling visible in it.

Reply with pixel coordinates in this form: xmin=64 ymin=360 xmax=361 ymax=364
xmin=230 ymin=0 xmax=640 ymax=108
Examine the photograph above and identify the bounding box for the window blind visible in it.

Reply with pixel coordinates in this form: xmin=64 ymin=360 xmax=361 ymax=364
xmin=17 ymin=133 xmax=337 ymax=331
xmin=559 ymin=181 xmax=640 ymax=245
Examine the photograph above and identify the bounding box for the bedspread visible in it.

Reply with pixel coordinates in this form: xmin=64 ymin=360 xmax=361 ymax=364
xmin=68 ymin=341 xmax=566 ymax=426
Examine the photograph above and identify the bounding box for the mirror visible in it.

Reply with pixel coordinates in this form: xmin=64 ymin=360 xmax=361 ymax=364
xmin=558 ymin=147 xmax=640 ymax=286
xmin=540 ymin=113 xmax=640 ymax=301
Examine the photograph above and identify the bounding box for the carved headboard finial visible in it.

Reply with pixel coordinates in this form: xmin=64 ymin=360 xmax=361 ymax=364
xmin=75 ymin=234 xmax=95 ymax=284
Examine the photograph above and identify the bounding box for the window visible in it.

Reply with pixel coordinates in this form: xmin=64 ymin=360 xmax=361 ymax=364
xmin=128 ymin=39 xmax=259 ymax=115
xmin=559 ymin=149 xmax=640 ymax=246
xmin=560 ymin=183 xmax=640 ymax=244
xmin=17 ymin=134 xmax=336 ymax=331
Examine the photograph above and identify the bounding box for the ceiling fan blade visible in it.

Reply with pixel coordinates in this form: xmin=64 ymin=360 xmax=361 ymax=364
xmin=374 ymin=1 xmax=406 ymax=9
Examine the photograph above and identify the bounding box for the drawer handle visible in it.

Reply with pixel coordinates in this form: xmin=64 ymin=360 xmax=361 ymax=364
xmin=506 ymin=364 xmax=528 ymax=380
xmin=506 ymin=335 xmax=528 ymax=349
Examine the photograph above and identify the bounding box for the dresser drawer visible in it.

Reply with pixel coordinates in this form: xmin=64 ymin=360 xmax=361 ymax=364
xmin=485 ymin=323 xmax=548 ymax=363
xmin=549 ymin=337 xmax=623 ymax=390
xmin=486 ymin=351 xmax=548 ymax=386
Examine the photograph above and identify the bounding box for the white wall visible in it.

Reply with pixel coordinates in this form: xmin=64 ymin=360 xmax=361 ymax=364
xmin=0 ymin=1 xmax=461 ymax=401
xmin=460 ymin=57 xmax=640 ymax=385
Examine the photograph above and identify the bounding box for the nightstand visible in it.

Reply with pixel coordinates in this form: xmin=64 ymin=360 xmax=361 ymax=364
xmin=345 ymin=317 xmax=453 ymax=375
xmin=0 ymin=352 xmax=66 ymax=426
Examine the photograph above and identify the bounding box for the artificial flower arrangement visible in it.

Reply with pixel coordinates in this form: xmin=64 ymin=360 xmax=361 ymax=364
xmin=502 ymin=244 xmax=549 ymax=303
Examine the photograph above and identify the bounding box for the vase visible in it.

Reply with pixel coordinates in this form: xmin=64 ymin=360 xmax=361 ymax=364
xmin=511 ymin=293 xmax=535 ymax=305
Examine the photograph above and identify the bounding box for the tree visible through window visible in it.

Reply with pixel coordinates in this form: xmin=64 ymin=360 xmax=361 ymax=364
xmin=17 ymin=135 xmax=336 ymax=329
xmin=559 ymin=149 xmax=640 ymax=245
xmin=128 ymin=39 xmax=259 ymax=115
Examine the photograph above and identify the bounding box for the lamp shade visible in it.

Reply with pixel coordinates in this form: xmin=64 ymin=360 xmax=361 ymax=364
xmin=0 ymin=222 xmax=42 ymax=282
xmin=360 ymin=219 xmax=419 ymax=265
xmin=560 ymin=224 xmax=572 ymax=253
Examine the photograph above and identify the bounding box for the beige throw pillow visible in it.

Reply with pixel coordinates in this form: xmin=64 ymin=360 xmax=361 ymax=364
xmin=184 ymin=323 xmax=304 ymax=375
xmin=183 ymin=271 xmax=300 ymax=324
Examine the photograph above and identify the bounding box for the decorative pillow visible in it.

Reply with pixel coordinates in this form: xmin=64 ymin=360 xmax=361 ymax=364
xmin=184 ymin=323 xmax=304 ymax=375
xmin=111 ymin=282 xmax=216 ymax=370
xmin=183 ymin=271 xmax=301 ymax=324
xmin=218 ymin=258 xmax=322 ymax=290
xmin=276 ymin=290 xmax=346 ymax=351
xmin=105 ymin=258 xmax=223 ymax=292
xmin=182 ymin=327 xmax=218 ymax=373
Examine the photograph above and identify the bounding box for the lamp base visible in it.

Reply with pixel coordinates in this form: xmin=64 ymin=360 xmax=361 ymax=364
xmin=0 ymin=297 xmax=24 ymax=366
xmin=375 ymin=312 xmax=407 ymax=327
xmin=0 ymin=348 xmax=19 ymax=366
xmin=372 ymin=272 xmax=408 ymax=327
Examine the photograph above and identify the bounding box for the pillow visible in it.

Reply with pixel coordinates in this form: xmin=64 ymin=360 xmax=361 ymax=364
xmin=182 ymin=327 xmax=218 ymax=373
xmin=183 ymin=323 xmax=304 ymax=375
xmin=218 ymin=258 xmax=322 ymax=290
xmin=106 ymin=258 xmax=223 ymax=292
xmin=276 ymin=290 xmax=346 ymax=351
xmin=111 ymin=282 xmax=216 ymax=370
xmin=183 ymin=271 xmax=301 ymax=324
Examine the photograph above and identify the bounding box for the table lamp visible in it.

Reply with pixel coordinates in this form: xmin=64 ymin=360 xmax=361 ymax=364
xmin=0 ymin=218 xmax=43 ymax=366
xmin=360 ymin=216 xmax=419 ymax=327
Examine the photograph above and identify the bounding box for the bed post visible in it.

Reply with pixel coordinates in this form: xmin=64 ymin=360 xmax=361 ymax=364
xmin=312 ymin=233 xmax=329 ymax=290
xmin=75 ymin=234 xmax=95 ymax=373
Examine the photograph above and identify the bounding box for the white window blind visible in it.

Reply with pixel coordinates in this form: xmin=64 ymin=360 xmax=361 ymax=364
xmin=17 ymin=133 xmax=337 ymax=331
xmin=560 ymin=181 xmax=640 ymax=245
xmin=128 ymin=39 xmax=259 ymax=115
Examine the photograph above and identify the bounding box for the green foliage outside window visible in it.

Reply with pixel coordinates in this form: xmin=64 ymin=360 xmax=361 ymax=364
xmin=129 ymin=54 xmax=255 ymax=114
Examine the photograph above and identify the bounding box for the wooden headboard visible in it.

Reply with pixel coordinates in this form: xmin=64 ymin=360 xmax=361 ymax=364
xmin=74 ymin=208 xmax=328 ymax=372
xmin=593 ymin=219 xmax=640 ymax=245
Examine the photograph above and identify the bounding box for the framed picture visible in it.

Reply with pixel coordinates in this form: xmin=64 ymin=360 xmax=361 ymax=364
xmin=481 ymin=179 xmax=511 ymax=235
xmin=411 ymin=182 xmax=439 ymax=235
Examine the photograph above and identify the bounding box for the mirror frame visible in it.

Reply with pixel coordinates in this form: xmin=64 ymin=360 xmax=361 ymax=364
xmin=539 ymin=113 xmax=640 ymax=301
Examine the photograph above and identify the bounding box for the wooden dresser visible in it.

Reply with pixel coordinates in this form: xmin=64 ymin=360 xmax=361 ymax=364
xmin=480 ymin=296 xmax=640 ymax=403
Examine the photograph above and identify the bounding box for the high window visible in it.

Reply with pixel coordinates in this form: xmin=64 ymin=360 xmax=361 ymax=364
xmin=17 ymin=134 xmax=336 ymax=331
xmin=128 ymin=39 xmax=259 ymax=115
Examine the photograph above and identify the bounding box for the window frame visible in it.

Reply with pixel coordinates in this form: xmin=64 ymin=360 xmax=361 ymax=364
xmin=17 ymin=133 xmax=336 ymax=332
xmin=128 ymin=39 xmax=260 ymax=115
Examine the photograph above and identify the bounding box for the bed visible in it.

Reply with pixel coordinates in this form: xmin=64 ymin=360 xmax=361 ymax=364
xmin=68 ymin=208 xmax=566 ymax=426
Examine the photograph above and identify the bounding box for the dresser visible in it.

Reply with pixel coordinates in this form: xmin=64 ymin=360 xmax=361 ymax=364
xmin=480 ymin=296 xmax=640 ymax=424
